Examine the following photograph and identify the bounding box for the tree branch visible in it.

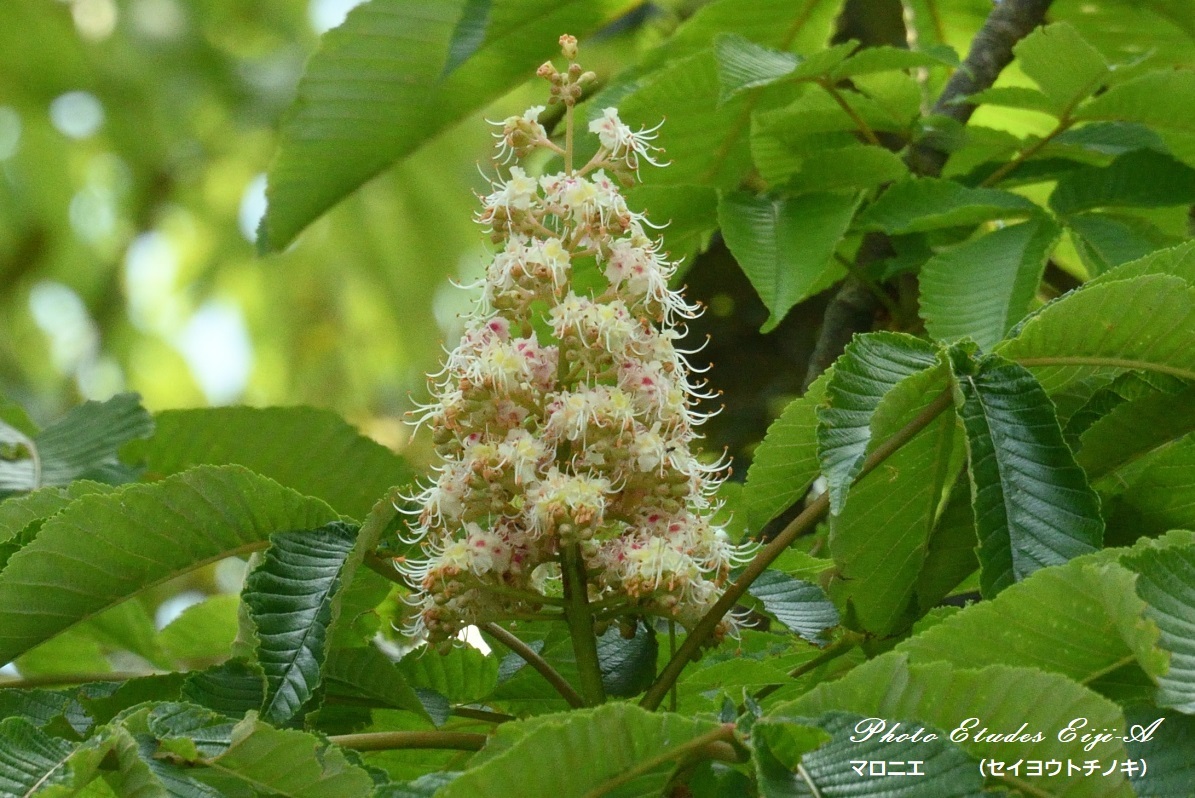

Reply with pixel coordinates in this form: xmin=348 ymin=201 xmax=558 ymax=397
xmin=328 ymin=730 xmax=487 ymax=752
xmin=803 ymin=0 xmax=1055 ymax=391
xmin=481 ymin=621 xmax=586 ymax=709
xmin=640 ymin=390 xmax=955 ymax=710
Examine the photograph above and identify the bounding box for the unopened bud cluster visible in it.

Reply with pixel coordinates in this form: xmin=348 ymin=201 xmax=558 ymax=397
xmin=398 ymin=36 xmax=748 ymax=646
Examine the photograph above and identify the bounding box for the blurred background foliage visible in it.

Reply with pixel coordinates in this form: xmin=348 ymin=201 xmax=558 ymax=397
xmin=1 ymin=0 xmax=1193 ymax=474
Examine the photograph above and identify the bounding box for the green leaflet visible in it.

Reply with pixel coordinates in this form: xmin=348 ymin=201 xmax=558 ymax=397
xmin=1122 ymin=542 xmax=1195 ymax=713
xmin=1075 ymin=69 xmax=1195 ymax=133
xmin=1050 ymin=150 xmax=1195 ymax=217
xmin=857 ymin=178 xmax=1038 ymax=234
xmin=243 ymin=522 xmax=359 ymax=725
xmin=323 ymin=645 xmax=429 ymax=720
xmin=827 ymin=361 xmax=961 ymax=634
xmin=399 ymin=644 xmax=499 ymax=705
xmin=1077 ymin=385 xmax=1195 ymax=482
xmin=747 ymin=570 xmax=840 ymax=644
xmin=158 ymin=594 xmax=240 ymax=665
xmin=0 ymin=393 xmax=151 ymax=493
xmin=778 ymin=654 xmax=1135 ymax=797
xmin=897 ymin=554 xmax=1166 ymax=689
xmin=998 ymin=274 xmax=1195 ymax=406
xmin=948 ymin=346 xmax=1103 ymax=596
xmin=743 ymin=370 xmax=829 ymax=531
xmin=1068 ymin=212 xmax=1178 ymax=276
xmin=919 ymin=216 xmax=1061 ymax=351
xmin=1014 ymin=22 xmax=1109 ymax=117
xmin=260 ymin=0 xmax=639 ymax=251
xmin=0 ymin=717 xmax=111 ymax=798
xmin=438 ymin=704 xmax=722 ymax=798
xmin=755 ymin=712 xmax=988 ymax=797
xmin=0 ymin=465 xmax=341 ymax=667
xmin=717 ymin=191 xmax=858 ymax=332
xmin=816 ymin=332 xmax=939 ymax=515
xmin=596 ymin=621 xmax=658 ymax=698
xmin=176 ymin=712 xmax=375 ymax=797
xmin=714 ymin=33 xmax=801 ymax=103
xmin=130 ymin=405 xmax=414 ymax=520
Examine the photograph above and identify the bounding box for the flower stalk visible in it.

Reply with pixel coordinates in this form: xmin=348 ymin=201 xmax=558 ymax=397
xmin=396 ymin=36 xmax=746 ymax=694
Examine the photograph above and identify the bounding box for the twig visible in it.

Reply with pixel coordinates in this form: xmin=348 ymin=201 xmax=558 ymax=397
xmin=805 ymin=0 xmax=1056 ymax=388
xmin=561 ymin=544 xmax=606 ymax=706
xmin=817 ymin=80 xmax=882 ymax=146
xmin=481 ymin=622 xmax=585 ymax=709
xmin=328 ymin=730 xmax=487 ymax=752
xmin=640 ymin=390 xmax=954 ymax=710
xmin=580 ymin=725 xmax=742 ymax=798
xmin=752 ymin=636 xmax=860 ymax=703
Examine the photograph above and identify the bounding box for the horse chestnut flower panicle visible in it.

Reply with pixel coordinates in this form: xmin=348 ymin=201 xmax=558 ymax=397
xmin=396 ymin=36 xmax=752 ymax=647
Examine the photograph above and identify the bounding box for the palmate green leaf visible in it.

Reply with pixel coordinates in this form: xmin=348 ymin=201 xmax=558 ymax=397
xmin=756 ymin=712 xmax=988 ymax=798
xmin=816 ymin=332 xmax=939 ymax=515
xmin=948 ymin=347 xmax=1103 ymax=597
xmin=717 ymin=191 xmax=858 ymax=332
xmin=0 ymin=394 xmax=151 ymax=493
xmin=857 ymin=179 xmax=1039 ymax=234
xmin=828 ymin=362 xmax=962 ymax=635
xmin=1068 ymin=212 xmax=1179 ymax=276
xmin=323 ymin=645 xmax=428 ymax=719
xmin=747 ymin=570 xmax=839 ymax=644
xmin=130 ymin=406 xmax=413 ymax=520
xmin=260 ymin=0 xmax=638 ymax=252
xmin=439 ymin=704 xmax=722 ymax=798
xmin=779 ymin=653 xmax=1135 ymax=797
xmin=742 ymin=370 xmax=829 ymax=531
xmin=1122 ymin=542 xmax=1195 ymax=713
xmin=243 ymin=522 xmax=358 ymax=725
xmin=1075 ymin=69 xmax=1195 ymax=133
xmin=0 ymin=465 xmax=341 ymax=667
xmin=897 ymin=553 xmax=1167 ymax=693
xmin=1050 ymin=150 xmax=1195 ymax=217
xmin=1014 ymin=22 xmax=1109 ymax=117
xmin=920 ymin=216 xmax=1061 ymax=350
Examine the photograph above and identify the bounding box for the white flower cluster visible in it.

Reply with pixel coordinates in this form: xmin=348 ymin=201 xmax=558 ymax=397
xmin=397 ymin=36 xmax=749 ymax=646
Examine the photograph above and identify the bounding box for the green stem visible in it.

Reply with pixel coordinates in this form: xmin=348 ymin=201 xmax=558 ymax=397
xmin=0 ymin=672 xmax=148 ymax=689
xmin=581 ymin=725 xmax=741 ymax=798
xmin=482 ymin=621 xmax=585 ymax=708
xmin=328 ymin=730 xmax=487 ymax=752
xmin=562 ymin=544 xmax=606 ymax=706
xmin=640 ymin=389 xmax=954 ymax=710
xmin=752 ymin=636 xmax=860 ymax=703
xmin=817 ymin=80 xmax=882 ymax=146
